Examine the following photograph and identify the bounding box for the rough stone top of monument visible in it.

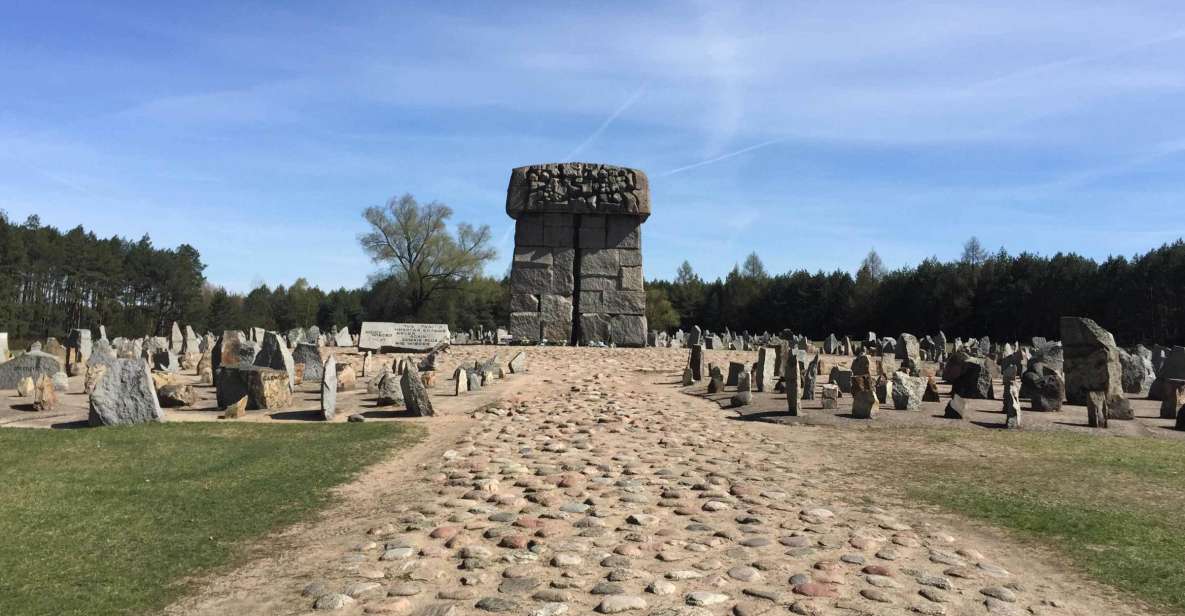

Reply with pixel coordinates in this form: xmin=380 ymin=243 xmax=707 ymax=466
xmin=506 ymin=162 xmax=650 ymax=221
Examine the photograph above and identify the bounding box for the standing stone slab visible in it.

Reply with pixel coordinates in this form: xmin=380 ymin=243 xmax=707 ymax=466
xmin=1003 ymin=378 xmax=1022 ymax=428
xmin=1087 ymin=390 xmax=1108 ymax=428
xmin=321 ymin=356 xmax=338 ymax=420
xmin=755 ymin=347 xmax=776 ymax=393
xmin=1117 ymin=348 xmax=1152 ymax=395
xmin=254 ymin=331 xmax=296 ymax=391
xmin=467 ymin=370 xmax=483 ymax=392
xmin=951 ymin=357 xmax=994 ymax=399
xmin=170 ymin=322 xmax=184 ymax=351
xmin=333 ymin=326 xmax=352 ymax=347
xmin=803 ymin=354 xmax=820 ymax=400
xmin=829 ymin=367 xmax=852 ymax=393
xmin=401 ymin=368 xmax=435 ymax=417
xmin=212 ymin=331 xmax=248 ymax=380
xmin=293 ymin=343 xmax=323 ymax=382
xmin=726 ymin=362 xmax=746 ymax=387
xmin=508 ymin=351 xmax=527 ymax=374
xmin=688 ymin=345 xmax=704 ymax=381
xmin=891 ymin=372 xmax=925 ymax=410
xmin=895 ymin=333 xmax=921 ymax=373
xmin=376 ymin=371 xmax=404 ymax=406
xmin=785 ymin=354 xmax=802 ymax=416
xmin=454 ymin=367 xmax=469 ymax=395
xmin=1061 ymin=317 xmax=1131 ymax=419
xmin=851 ymin=375 xmax=878 ymax=419
xmin=1161 ymin=379 xmax=1185 ymax=420
xmin=88 ymin=359 xmax=165 ymax=426
xmin=0 ymin=332 xmax=8 ymax=361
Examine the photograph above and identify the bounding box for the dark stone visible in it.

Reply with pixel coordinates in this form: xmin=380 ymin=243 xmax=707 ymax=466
xmin=726 ymin=361 xmax=746 ymax=387
xmin=944 ymin=395 xmax=967 ymax=419
xmin=829 ymin=367 xmax=852 ymax=393
xmin=689 ymin=345 xmax=704 ymax=381
xmin=1160 ymin=379 xmax=1185 ymax=420
xmin=922 ymin=377 xmax=941 ymax=402
xmin=1150 ymin=346 xmax=1185 ymax=401
xmin=951 ymin=357 xmax=993 ymax=399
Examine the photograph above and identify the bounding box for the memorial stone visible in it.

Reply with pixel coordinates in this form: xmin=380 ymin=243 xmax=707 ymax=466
xmin=755 ymin=347 xmax=775 ymax=392
xmin=401 ymin=368 xmax=435 ymax=416
xmin=1061 ymin=317 xmax=1131 ymax=419
xmin=851 ymin=375 xmax=878 ymax=419
xmin=1160 ymin=379 xmax=1185 ymax=420
xmin=88 ymin=359 xmax=165 ymax=426
xmin=321 ymin=356 xmax=337 ymax=420
xmin=0 ymin=351 xmax=62 ymax=389
xmin=785 ymin=355 xmax=802 ymax=416
xmin=358 ymin=322 xmax=451 ymax=351
xmin=505 ymin=163 xmax=650 ymax=346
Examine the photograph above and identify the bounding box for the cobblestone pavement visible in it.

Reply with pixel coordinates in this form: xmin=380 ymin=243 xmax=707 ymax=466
xmin=169 ymin=348 xmax=1149 ymax=616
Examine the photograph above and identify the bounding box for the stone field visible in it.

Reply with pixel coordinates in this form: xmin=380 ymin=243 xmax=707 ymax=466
xmin=150 ymin=346 xmax=1152 ymax=616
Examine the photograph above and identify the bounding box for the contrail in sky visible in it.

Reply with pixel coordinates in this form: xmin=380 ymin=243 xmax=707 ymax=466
xmin=962 ymin=27 xmax=1185 ymax=92
xmin=660 ymin=138 xmax=788 ymax=176
xmin=563 ymin=83 xmax=648 ymax=162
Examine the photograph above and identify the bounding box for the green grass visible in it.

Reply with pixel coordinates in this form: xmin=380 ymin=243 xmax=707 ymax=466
xmin=871 ymin=428 xmax=1185 ymax=613
xmin=0 ymin=422 xmax=422 ymax=616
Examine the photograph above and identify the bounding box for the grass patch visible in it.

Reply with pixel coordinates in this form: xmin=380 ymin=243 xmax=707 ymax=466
xmin=0 ymin=422 xmax=422 ymax=616
xmin=871 ymin=428 xmax=1185 ymax=613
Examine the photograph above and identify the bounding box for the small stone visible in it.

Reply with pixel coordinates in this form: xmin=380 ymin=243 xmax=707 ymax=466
xmin=727 ymin=566 xmax=761 ymax=582
xmin=792 ymin=583 xmax=836 ymax=598
xmin=648 ymin=580 xmax=677 ymax=595
xmin=596 ymin=595 xmax=648 ymax=613
xmin=314 ymin=593 xmax=356 ymax=610
xmin=919 ymin=588 xmax=948 ymax=603
xmin=980 ymin=587 xmax=1016 ymax=602
xmin=861 ymin=588 xmax=892 ymax=603
xmin=475 ymin=596 xmax=519 ymax=612
xmin=686 ymin=591 xmax=730 ymax=606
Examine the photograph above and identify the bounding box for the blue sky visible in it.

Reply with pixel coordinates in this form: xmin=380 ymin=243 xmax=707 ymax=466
xmin=2 ymin=1 xmax=1184 ymax=292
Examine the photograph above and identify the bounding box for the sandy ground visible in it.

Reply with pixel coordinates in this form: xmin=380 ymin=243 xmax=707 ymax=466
xmin=142 ymin=347 xmax=1162 ymax=616
xmin=0 ymin=346 xmax=511 ymax=429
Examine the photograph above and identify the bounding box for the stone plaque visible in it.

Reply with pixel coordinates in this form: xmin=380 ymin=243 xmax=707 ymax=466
xmin=358 ymin=322 xmax=451 ymax=351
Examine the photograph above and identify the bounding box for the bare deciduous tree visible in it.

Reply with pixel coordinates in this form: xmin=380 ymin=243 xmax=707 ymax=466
xmin=359 ymin=194 xmax=495 ymax=317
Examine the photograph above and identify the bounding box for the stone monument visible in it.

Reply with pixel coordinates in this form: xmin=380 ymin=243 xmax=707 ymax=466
xmin=506 ymin=162 xmax=649 ymax=346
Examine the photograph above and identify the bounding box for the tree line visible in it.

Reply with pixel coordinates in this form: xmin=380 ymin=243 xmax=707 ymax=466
xmin=0 ymin=206 xmax=507 ymax=348
xmin=9 ymin=198 xmax=1185 ymax=350
xmin=646 ymin=238 xmax=1185 ymax=347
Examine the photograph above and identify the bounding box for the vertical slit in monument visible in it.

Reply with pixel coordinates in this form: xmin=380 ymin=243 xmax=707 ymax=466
xmin=570 ymin=214 xmax=583 ymax=346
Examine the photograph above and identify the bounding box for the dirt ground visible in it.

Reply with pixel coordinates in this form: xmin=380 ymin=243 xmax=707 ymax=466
xmin=0 ymin=346 xmax=514 ymax=429
xmin=134 ymin=346 xmax=1164 ymax=616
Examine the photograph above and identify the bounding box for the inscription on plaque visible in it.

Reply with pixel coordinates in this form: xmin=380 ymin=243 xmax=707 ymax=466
xmin=358 ymin=322 xmax=451 ymax=351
